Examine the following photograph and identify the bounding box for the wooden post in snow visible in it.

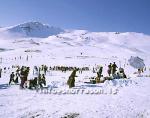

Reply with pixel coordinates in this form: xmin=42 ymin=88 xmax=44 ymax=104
xmin=0 ymin=57 xmax=2 ymax=64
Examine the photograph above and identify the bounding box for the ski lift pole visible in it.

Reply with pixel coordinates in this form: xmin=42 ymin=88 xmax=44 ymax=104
xmin=124 ymin=58 xmax=126 ymax=68
xmin=119 ymin=60 xmax=121 ymax=68
xmin=0 ymin=57 xmax=2 ymax=64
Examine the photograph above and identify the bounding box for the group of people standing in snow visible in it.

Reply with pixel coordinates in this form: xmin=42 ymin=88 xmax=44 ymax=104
xmin=94 ymin=62 xmax=127 ymax=84
xmin=67 ymin=62 xmax=127 ymax=88
xmin=107 ymin=62 xmax=118 ymax=76
xmin=9 ymin=66 xmax=30 ymax=88
xmin=7 ymin=64 xmax=89 ymax=89
xmin=8 ymin=65 xmax=47 ymax=89
xmin=0 ymin=61 xmax=129 ymax=89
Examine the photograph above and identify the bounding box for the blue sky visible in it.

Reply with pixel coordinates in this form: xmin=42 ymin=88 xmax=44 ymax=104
xmin=0 ymin=0 xmax=150 ymax=34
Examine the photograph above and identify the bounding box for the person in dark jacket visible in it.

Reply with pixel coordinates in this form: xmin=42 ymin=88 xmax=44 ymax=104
xmin=29 ymin=77 xmax=38 ymax=89
xmin=98 ymin=66 xmax=103 ymax=78
xmin=20 ymin=67 xmax=25 ymax=88
xmin=38 ymin=74 xmax=46 ymax=88
xmin=112 ymin=62 xmax=118 ymax=74
xmin=41 ymin=74 xmax=46 ymax=86
xmin=107 ymin=63 xmax=112 ymax=76
xmin=20 ymin=66 xmax=29 ymax=88
xmin=0 ymin=68 xmax=2 ymax=78
xmin=44 ymin=65 xmax=48 ymax=75
xmin=14 ymin=69 xmax=20 ymax=84
xmin=9 ymin=72 xmax=15 ymax=85
xmin=67 ymin=69 xmax=77 ymax=88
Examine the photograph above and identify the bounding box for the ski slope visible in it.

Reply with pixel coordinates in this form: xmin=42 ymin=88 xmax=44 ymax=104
xmin=0 ymin=22 xmax=150 ymax=118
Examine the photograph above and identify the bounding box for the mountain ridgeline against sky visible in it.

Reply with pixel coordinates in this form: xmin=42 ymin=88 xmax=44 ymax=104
xmin=0 ymin=21 xmax=149 ymax=39
xmin=5 ymin=22 xmax=64 ymax=38
xmin=0 ymin=21 xmax=150 ymax=57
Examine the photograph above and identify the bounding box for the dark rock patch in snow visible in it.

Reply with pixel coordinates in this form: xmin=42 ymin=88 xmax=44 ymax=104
xmin=61 ymin=113 xmax=80 ymax=118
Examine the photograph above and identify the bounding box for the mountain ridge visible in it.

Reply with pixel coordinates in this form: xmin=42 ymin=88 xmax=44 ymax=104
xmin=0 ymin=21 xmax=150 ymax=58
xmin=1 ymin=21 xmax=64 ymax=38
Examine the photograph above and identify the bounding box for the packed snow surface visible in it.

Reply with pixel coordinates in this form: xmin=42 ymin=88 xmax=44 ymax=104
xmin=0 ymin=22 xmax=150 ymax=118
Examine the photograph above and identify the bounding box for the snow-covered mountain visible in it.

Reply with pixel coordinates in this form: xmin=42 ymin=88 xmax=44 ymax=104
xmin=0 ymin=22 xmax=150 ymax=62
xmin=2 ymin=21 xmax=64 ymax=38
xmin=1 ymin=22 xmax=150 ymax=118
xmin=41 ymin=30 xmax=150 ymax=56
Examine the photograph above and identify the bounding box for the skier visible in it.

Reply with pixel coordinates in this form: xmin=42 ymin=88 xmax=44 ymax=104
xmin=14 ymin=69 xmax=20 ymax=84
xmin=44 ymin=65 xmax=48 ymax=75
xmin=41 ymin=74 xmax=46 ymax=87
xmin=42 ymin=74 xmax=46 ymax=85
xmin=9 ymin=72 xmax=15 ymax=85
xmin=20 ymin=66 xmax=29 ymax=88
xmin=98 ymin=66 xmax=103 ymax=78
xmin=20 ymin=67 xmax=25 ymax=88
xmin=26 ymin=55 xmax=29 ymax=61
xmin=93 ymin=67 xmax=96 ymax=73
xmin=95 ymin=72 xmax=100 ymax=83
xmin=67 ymin=69 xmax=77 ymax=88
xmin=33 ymin=66 xmax=39 ymax=75
xmin=107 ymin=63 xmax=112 ymax=76
xmin=138 ymin=68 xmax=141 ymax=75
xmin=112 ymin=62 xmax=118 ymax=74
xmin=0 ymin=68 xmax=2 ymax=78
xmin=38 ymin=74 xmax=46 ymax=88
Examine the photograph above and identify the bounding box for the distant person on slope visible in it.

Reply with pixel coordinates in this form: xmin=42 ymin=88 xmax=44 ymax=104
xmin=97 ymin=66 xmax=103 ymax=78
xmin=107 ymin=63 xmax=112 ymax=76
xmin=9 ymin=72 xmax=15 ymax=85
xmin=0 ymin=68 xmax=2 ymax=78
xmin=112 ymin=62 xmax=118 ymax=75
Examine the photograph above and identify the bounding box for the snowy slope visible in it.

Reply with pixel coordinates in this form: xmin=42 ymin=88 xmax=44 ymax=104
xmin=0 ymin=23 xmax=150 ymax=56
xmin=0 ymin=23 xmax=150 ymax=67
xmin=0 ymin=26 xmax=150 ymax=67
xmin=0 ymin=22 xmax=150 ymax=118
xmin=0 ymin=69 xmax=150 ymax=118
